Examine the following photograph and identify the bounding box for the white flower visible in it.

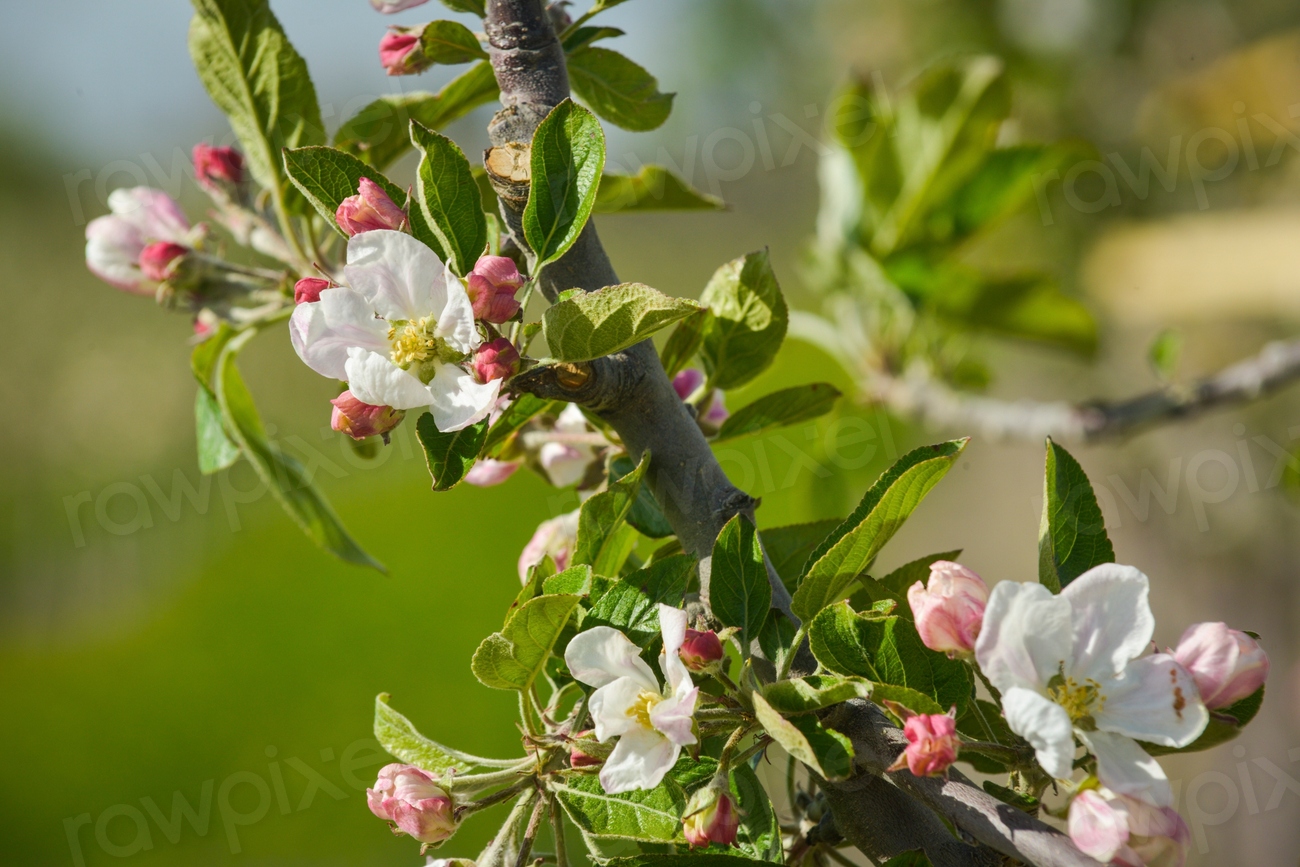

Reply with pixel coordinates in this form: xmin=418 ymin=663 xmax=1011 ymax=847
xmin=975 ymin=564 xmax=1208 ymax=804
xmin=539 ymin=403 xmax=600 ymax=487
xmin=564 ymin=605 xmax=699 ymax=793
xmin=290 ymin=231 xmax=499 ymax=432
xmin=85 ymin=187 xmax=193 ymax=294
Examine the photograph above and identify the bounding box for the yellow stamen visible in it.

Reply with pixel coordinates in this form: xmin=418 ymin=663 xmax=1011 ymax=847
xmin=626 ymin=690 xmax=661 ymax=728
xmin=1047 ymin=667 xmax=1105 ymax=728
xmin=388 ymin=317 xmax=436 ymax=366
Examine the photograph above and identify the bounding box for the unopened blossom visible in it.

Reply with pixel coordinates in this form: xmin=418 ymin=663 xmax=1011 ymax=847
xmin=1173 ymin=622 xmax=1269 ymax=709
xmin=294 ymin=277 xmax=331 ymax=305
xmin=1068 ymin=787 xmax=1190 ymax=867
xmin=466 ymin=255 xmax=525 ymax=323
xmin=380 ymin=28 xmax=430 ymax=76
xmin=908 ymin=560 xmax=989 ymax=658
xmin=465 ymin=458 xmax=520 ymax=487
xmin=564 ymin=605 xmax=699 ymax=793
xmin=367 ymin=763 xmax=456 ymax=845
xmin=679 ymin=628 xmax=724 ymax=672
xmin=518 ymin=509 xmax=579 ymax=581
xmin=370 ymin=0 xmax=429 ymax=11
xmin=682 ymin=782 xmax=739 ymax=848
xmin=975 ymin=565 xmax=1208 ymax=804
xmin=672 ymin=368 xmax=728 ymax=427
xmin=138 ymin=241 xmax=189 ymax=283
xmin=85 ymin=187 xmax=194 ymax=294
xmin=473 ymin=338 xmax=521 ymax=383
xmin=540 ymin=403 xmax=599 ymax=487
xmin=336 ymin=178 xmax=407 ymax=236
xmin=886 ymin=707 xmax=959 ymax=777
xmin=569 ymin=730 xmax=603 ymax=769
xmin=331 ymin=390 xmax=406 ymax=441
xmin=192 ymin=143 xmax=244 ymax=192
xmin=290 ymin=231 xmax=499 ymax=432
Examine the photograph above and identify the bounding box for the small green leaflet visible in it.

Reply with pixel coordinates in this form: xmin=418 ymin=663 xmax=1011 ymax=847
xmin=194 ymin=387 xmax=239 ymax=474
xmin=610 ymin=454 xmax=673 ymax=539
xmin=792 ymin=440 xmax=966 ymax=620
xmin=658 ymin=309 xmax=710 ymax=379
xmin=585 ymin=554 xmax=693 ymax=646
xmin=567 ymin=47 xmax=674 ymax=132
xmin=751 ymin=692 xmax=854 ymax=780
xmin=415 ymin=413 xmax=488 ymax=491
xmin=471 ymin=594 xmax=581 ymax=691
xmin=563 ymin=25 xmax=627 ymax=53
xmin=438 ymin=0 xmax=485 ymax=14
xmin=714 ymin=383 xmax=841 ymax=443
xmin=730 ymin=763 xmax=782 ymax=862
xmin=524 ymin=99 xmax=606 ymax=268
xmin=573 ymin=452 xmax=649 ymax=575
xmin=411 ymin=121 xmax=488 ymax=275
xmin=708 ymin=515 xmax=770 ymax=648
xmin=283 ymin=146 xmax=407 ymax=237
xmin=419 ymin=20 xmax=487 ymax=64
xmin=374 ymin=693 xmax=517 ymax=775
xmin=1038 ymin=438 xmax=1114 ymax=593
xmin=761 ymin=675 xmax=873 ymax=715
xmin=699 ymin=250 xmax=788 ymax=391
xmin=544 ymin=283 xmax=701 ymax=363
xmin=595 ymin=166 xmax=724 ymax=213
xmin=758 ymin=611 xmax=799 ymax=676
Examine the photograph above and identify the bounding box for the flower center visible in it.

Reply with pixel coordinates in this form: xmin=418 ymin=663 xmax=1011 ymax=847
xmin=626 ymin=690 xmax=662 ymax=729
xmin=388 ymin=318 xmax=438 ymax=367
xmin=1047 ymin=668 xmax=1105 ymax=730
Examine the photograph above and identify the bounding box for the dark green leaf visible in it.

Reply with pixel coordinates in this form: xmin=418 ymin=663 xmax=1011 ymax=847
xmin=283 ymin=145 xmax=408 ymax=236
xmin=854 ymin=550 xmax=962 ymax=620
xmin=439 ymin=0 xmax=485 ymax=13
xmin=544 ymin=282 xmax=701 ymax=362
xmin=758 ymin=611 xmax=799 ymax=675
xmin=524 ymin=99 xmax=606 ymax=268
xmin=699 ymin=250 xmax=788 ymax=391
xmin=195 ymin=387 xmax=240 ymax=474
xmin=471 ymin=594 xmax=581 ymax=691
xmin=870 ymin=684 xmax=945 ymax=717
xmin=1039 ymin=438 xmax=1114 ymax=593
xmin=730 ymin=763 xmax=782 ymax=862
xmin=574 ymin=451 xmax=649 ymax=574
xmin=714 ymin=384 xmax=841 ymax=443
xmin=595 ymin=166 xmax=724 ymax=213
xmin=563 ymin=25 xmax=625 ymax=52
xmin=411 ymin=121 xmax=488 ymax=275
xmin=761 ymin=675 xmax=872 ymax=714
xmin=586 ymin=554 xmax=694 ymax=646
xmin=553 ymin=772 xmax=684 ymax=841
xmin=760 ymin=520 xmax=842 ymax=592
xmin=611 ymin=454 xmax=674 ymax=539
xmin=808 ymin=603 xmax=878 ymax=680
xmin=420 ymin=19 xmax=487 ymax=64
xmin=710 ymin=515 xmax=771 ymax=647
xmin=751 ymin=692 xmax=854 ymax=780
xmin=956 ymin=699 xmax=1017 ymax=773
xmin=659 ymin=309 xmax=711 ymax=379
xmin=482 ymin=394 xmax=562 ymax=460
xmin=416 ymin=413 xmax=488 ymax=491
xmin=567 ymin=47 xmax=673 ymax=132
xmin=935 ymin=143 xmax=1084 ymax=243
xmin=852 ymin=615 xmax=971 ymax=715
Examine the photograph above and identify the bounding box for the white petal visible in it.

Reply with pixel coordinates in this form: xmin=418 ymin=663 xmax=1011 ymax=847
xmin=1080 ymin=730 xmax=1173 ymax=807
xmin=589 ymin=677 xmax=647 ymax=742
xmin=435 ymin=262 xmax=478 ymax=355
xmin=1061 ymin=564 xmax=1155 ymax=684
xmin=656 ymin=604 xmax=692 ymax=693
xmin=598 ymin=727 xmax=680 ymax=794
xmin=344 ymin=347 xmax=437 ymax=409
xmin=85 ymin=215 xmax=146 ymax=291
xmin=344 ymin=230 xmax=442 ymax=322
xmin=564 ymin=626 xmax=658 ymax=691
xmin=291 ymin=287 xmax=388 ymax=380
xmin=1003 ymin=687 xmax=1076 ymax=780
xmin=556 ymin=403 xmax=589 ymax=433
xmin=975 ymin=580 xmax=1072 ymax=695
xmin=650 ymin=685 xmax=698 ymax=747
xmin=427 ymin=364 xmax=501 ymax=432
xmin=108 ymin=187 xmax=190 ymax=241
xmin=540 ymin=443 xmax=593 ymax=488
xmin=1095 ymin=654 xmax=1209 ymax=748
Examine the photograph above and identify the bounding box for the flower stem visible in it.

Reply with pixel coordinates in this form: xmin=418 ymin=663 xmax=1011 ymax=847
xmin=731 ymin=736 xmax=772 ymax=767
xmin=456 ymin=775 xmax=535 ymax=820
xmin=477 ymin=789 xmax=538 ymax=867
xmin=449 ymin=761 xmax=535 ymax=796
xmin=548 ymin=792 xmax=569 ymax=867
xmin=717 ymin=723 xmax=756 ymax=772
xmin=515 ymin=795 xmax=549 ymax=867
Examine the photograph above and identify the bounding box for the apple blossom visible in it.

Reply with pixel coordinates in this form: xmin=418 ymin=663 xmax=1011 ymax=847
xmin=907 ymin=560 xmax=988 ymax=657
xmin=465 ymin=459 xmax=520 ymax=487
xmin=336 ymin=178 xmax=408 ymax=236
xmin=192 ymin=143 xmax=244 ymax=193
xmin=473 ymin=338 xmax=521 ymax=383
xmin=1172 ymin=622 xmax=1269 ymax=709
xmin=886 ymin=706 xmax=960 ymax=777
xmin=294 ymin=277 xmax=331 ymax=305
xmin=85 ymin=187 xmax=194 ymax=294
xmin=370 ymin=0 xmax=429 ymax=11
xmin=380 ymin=28 xmax=429 ymax=76
xmin=672 ymin=368 xmax=729 ymax=427
xmin=974 ymin=564 xmax=1208 ymax=803
xmin=1068 ymin=786 xmax=1190 ymax=867
xmin=517 ymin=509 xmax=579 ymax=581
xmin=678 ymin=628 xmax=724 ymax=671
xmin=682 ymin=782 xmax=739 ymax=848
xmin=569 ymin=730 xmax=603 ymax=769
xmin=290 ymin=230 xmax=499 ymax=432
xmin=466 ymin=255 xmax=525 ymax=323
xmin=540 ymin=404 xmax=599 ymax=487
xmin=138 ymin=241 xmax=189 ymax=283
xmin=331 ymin=390 xmax=406 ymax=441
xmin=367 ymin=763 xmax=457 ymax=845
xmin=564 ymin=605 xmax=699 ymax=793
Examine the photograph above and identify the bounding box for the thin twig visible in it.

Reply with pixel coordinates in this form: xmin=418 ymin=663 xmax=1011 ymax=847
xmin=548 ymin=792 xmax=569 ymax=867
xmin=514 ymin=796 xmax=549 ymax=867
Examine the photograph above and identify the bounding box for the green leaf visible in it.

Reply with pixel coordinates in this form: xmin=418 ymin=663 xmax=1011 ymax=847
xmin=420 ymin=19 xmax=487 ymax=64
xmin=698 ymin=250 xmax=788 ymax=391
xmin=482 ymin=394 xmax=562 ymax=459
xmin=415 ymin=413 xmax=488 ymax=491
xmin=524 ymin=99 xmax=606 ymax=268
xmin=709 ymin=515 xmax=771 ymax=648
xmin=934 ymin=143 xmax=1084 ymax=243
xmin=563 ymin=25 xmax=627 ymax=53
xmin=761 ymin=675 xmax=873 ymax=714
xmin=574 ymin=452 xmax=649 ymax=574
xmin=567 ymin=47 xmax=673 ymax=132
xmin=607 ymin=856 xmax=776 ymax=867
xmin=439 ymin=0 xmax=485 ymax=13
xmin=870 ymin=684 xmax=945 ymax=717
xmin=334 ymin=61 xmax=499 ymax=170
xmin=759 ymin=520 xmax=841 ymax=592
xmin=610 ymin=454 xmax=674 ymax=539
xmin=188 ymin=0 xmax=324 ymax=200
xmin=374 ymin=694 xmax=515 ymax=774
xmin=1038 ymin=438 xmax=1114 ymax=593
xmin=411 ymin=121 xmax=488 ymax=275
xmin=659 ymin=309 xmax=710 ymax=379
xmin=1148 ymin=328 xmax=1182 ymax=381
xmin=595 ymin=166 xmax=724 ymax=213
xmin=214 ymin=331 xmax=382 ymax=570
xmin=542 ymin=564 xmax=594 ymax=598
xmin=792 ymin=440 xmax=966 ymax=621
xmin=751 ymin=692 xmax=854 ymax=781
xmin=714 ymin=384 xmax=841 ymax=443
xmin=283 ymin=146 xmax=407 ymax=237
xmin=757 ymin=611 xmax=799 ymax=675
xmin=544 ymin=282 xmax=701 ymax=362
xmin=1143 ymin=686 xmax=1265 ymax=755
xmin=195 ymin=387 xmax=240 ymax=474
xmin=471 ymin=594 xmax=582 ymax=691
xmin=730 ymin=763 xmax=782 ymax=862
xmin=808 ymin=603 xmax=878 ymax=679
xmin=854 ymin=550 xmax=962 ymax=620
xmin=585 ymin=554 xmax=694 ymax=646
xmin=553 ymin=772 xmax=684 ymax=842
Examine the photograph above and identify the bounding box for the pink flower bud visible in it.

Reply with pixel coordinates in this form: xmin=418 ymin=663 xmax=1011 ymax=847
xmin=518 ymin=510 xmax=579 ymax=582
xmin=467 ymin=256 xmax=525 ymax=323
xmin=682 ymin=784 xmax=739 ymax=848
xmin=465 ymin=458 xmax=520 ymax=487
xmin=907 ymin=560 xmax=988 ymax=658
xmin=366 ymin=763 xmax=457 ymax=845
xmin=679 ymin=628 xmax=725 ymax=671
xmin=672 ymin=368 xmax=704 ymax=400
xmin=569 ymin=730 xmax=603 ymax=768
xmin=1068 ymin=788 xmax=1190 ymax=867
xmin=336 ymin=178 xmax=407 ymax=236
xmin=294 ymin=277 xmax=331 ymax=305
xmin=370 ymin=0 xmax=430 ymax=12
xmin=192 ymin=143 xmax=244 ymax=191
xmin=379 ymin=28 xmax=430 ymax=76
xmin=886 ymin=705 xmax=959 ymax=777
xmin=138 ymin=241 xmax=189 ymax=282
xmin=473 ymin=338 xmax=521 ymax=383
xmin=1068 ymin=789 xmax=1130 ymax=863
xmin=1173 ymin=622 xmax=1270 ymax=709
xmin=331 ymin=390 xmax=406 ymax=441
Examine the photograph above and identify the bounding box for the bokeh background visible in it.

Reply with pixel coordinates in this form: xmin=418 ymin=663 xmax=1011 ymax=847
xmin=3 ymin=0 xmax=1300 ymax=864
